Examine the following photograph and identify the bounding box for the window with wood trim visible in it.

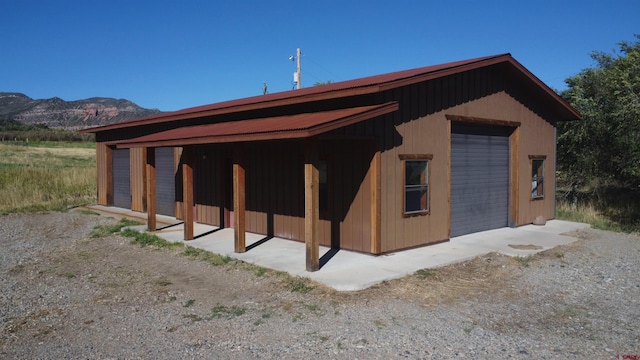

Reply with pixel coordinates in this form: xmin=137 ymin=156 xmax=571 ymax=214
xmin=400 ymin=154 xmax=432 ymax=216
xmin=530 ymin=156 xmax=546 ymax=199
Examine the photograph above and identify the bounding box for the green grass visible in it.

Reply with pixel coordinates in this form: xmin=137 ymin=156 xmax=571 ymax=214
xmin=254 ymin=267 xmax=267 ymax=277
xmin=90 ymin=219 xmax=184 ymax=250
xmin=182 ymin=246 xmax=233 ymax=266
xmin=90 ymin=218 xmax=143 ymax=238
xmin=0 ymin=144 xmax=96 ymax=214
xmin=211 ymin=305 xmax=246 ymax=319
xmin=414 ymin=269 xmax=435 ymax=279
xmin=282 ymin=276 xmax=316 ymax=294
xmin=513 ymin=255 xmax=535 ymax=268
xmin=124 ymin=229 xmax=184 ymax=250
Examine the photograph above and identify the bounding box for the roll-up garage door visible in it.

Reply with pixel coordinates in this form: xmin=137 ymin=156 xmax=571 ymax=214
xmin=112 ymin=148 xmax=131 ymax=209
xmin=450 ymin=124 xmax=510 ymax=238
xmin=155 ymin=147 xmax=176 ymax=216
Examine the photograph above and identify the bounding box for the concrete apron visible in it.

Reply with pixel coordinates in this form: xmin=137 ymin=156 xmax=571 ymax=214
xmin=83 ymin=205 xmax=590 ymax=291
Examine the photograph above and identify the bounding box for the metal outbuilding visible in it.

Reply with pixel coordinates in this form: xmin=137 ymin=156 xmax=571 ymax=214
xmin=83 ymin=54 xmax=581 ymax=271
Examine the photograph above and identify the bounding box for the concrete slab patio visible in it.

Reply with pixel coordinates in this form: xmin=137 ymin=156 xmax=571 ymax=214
xmin=83 ymin=205 xmax=590 ymax=291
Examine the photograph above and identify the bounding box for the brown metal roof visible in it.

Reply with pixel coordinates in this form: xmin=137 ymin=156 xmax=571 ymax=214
xmin=116 ymin=102 xmax=398 ymax=148
xmin=84 ymin=53 xmax=580 ymax=135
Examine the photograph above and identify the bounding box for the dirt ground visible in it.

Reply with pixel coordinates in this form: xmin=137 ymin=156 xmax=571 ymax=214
xmin=1 ymin=211 xmax=638 ymax=358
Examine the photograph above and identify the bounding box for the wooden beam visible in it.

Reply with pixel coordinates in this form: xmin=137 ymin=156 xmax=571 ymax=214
xmin=233 ymin=145 xmax=246 ymax=253
xmin=370 ymin=149 xmax=382 ymax=254
xmin=304 ymin=140 xmax=320 ymax=271
xmin=145 ymin=147 xmax=157 ymax=232
xmin=182 ymin=147 xmax=194 ymax=240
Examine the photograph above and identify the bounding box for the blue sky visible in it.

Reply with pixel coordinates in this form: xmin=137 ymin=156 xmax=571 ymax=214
xmin=2 ymin=1 xmax=638 ymax=111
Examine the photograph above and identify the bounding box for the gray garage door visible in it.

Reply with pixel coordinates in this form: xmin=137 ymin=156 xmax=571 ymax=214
xmin=450 ymin=124 xmax=510 ymax=237
xmin=155 ymin=147 xmax=176 ymax=216
xmin=112 ymin=149 xmax=131 ymax=209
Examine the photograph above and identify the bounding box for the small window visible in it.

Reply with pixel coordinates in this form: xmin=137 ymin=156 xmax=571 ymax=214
xmin=400 ymin=155 xmax=432 ymax=215
xmin=531 ymin=157 xmax=545 ymax=199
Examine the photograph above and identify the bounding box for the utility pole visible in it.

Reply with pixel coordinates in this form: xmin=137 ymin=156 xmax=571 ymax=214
xmin=291 ymin=48 xmax=301 ymax=89
xmin=296 ymin=48 xmax=301 ymax=89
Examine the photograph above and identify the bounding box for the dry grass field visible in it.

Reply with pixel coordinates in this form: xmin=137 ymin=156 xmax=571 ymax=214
xmin=0 ymin=142 xmax=96 ymax=214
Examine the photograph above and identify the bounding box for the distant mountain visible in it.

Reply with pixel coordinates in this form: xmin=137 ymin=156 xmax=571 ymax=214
xmin=0 ymin=92 xmax=162 ymax=130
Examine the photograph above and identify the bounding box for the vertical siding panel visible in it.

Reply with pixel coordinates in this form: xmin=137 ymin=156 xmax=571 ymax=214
xmin=130 ymin=147 xmax=145 ymax=212
xmin=96 ymin=143 xmax=110 ymax=205
xmin=351 ymin=143 xmax=363 ymax=251
xmin=361 ymin=145 xmax=372 ymax=252
xmin=213 ymin=150 xmax=221 ymax=227
xmin=253 ymin=144 xmax=262 ymax=234
xmin=246 ymin=144 xmax=256 ymax=233
xmin=174 ymin=147 xmax=183 ymax=220
xmin=318 ymin=142 xmax=330 ymax=247
xmin=282 ymin=143 xmax=291 ymax=239
xmin=260 ymin=143 xmax=268 ymax=234
xmin=275 ymin=143 xmax=284 ymax=238
xmin=288 ymin=142 xmax=298 ymax=240
xmin=294 ymin=143 xmax=304 ymax=241
xmin=340 ymin=142 xmax=353 ymax=250
xmin=263 ymin=145 xmax=271 ymax=236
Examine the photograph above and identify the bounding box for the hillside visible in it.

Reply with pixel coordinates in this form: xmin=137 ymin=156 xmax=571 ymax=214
xmin=0 ymin=92 xmax=162 ymax=130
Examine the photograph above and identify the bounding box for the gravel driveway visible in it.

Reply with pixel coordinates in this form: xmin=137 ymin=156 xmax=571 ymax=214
xmin=1 ymin=211 xmax=638 ymax=359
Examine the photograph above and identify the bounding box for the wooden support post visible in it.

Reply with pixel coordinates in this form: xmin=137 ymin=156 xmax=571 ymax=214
xmin=182 ymin=147 xmax=194 ymax=240
xmin=145 ymin=147 xmax=157 ymax=232
xmin=233 ymin=145 xmax=246 ymax=253
xmin=370 ymin=149 xmax=382 ymax=254
xmin=304 ymin=140 xmax=319 ymax=271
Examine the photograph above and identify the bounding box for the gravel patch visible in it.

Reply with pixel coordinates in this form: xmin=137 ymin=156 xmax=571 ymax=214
xmin=1 ymin=211 xmax=638 ymax=359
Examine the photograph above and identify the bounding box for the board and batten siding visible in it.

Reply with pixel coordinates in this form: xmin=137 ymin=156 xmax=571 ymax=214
xmin=515 ymin=104 xmax=556 ymax=224
xmin=177 ymin=140 xmax=376 ymax=253
xmin=375 ymin=65 xmax=558 ymax=252
xmin=129 ymin=147 xmax=146 ymax=212
xmin=174 ymin=147 xmax=184 ymax=220
xmin=193 ymin=145 xmax=221 ymax=226
xmin=92 ymin=61 xmax=559 ymax=254
xmin=445 ymin=91 xmax=556 ymax=225
xmin=96 ymin=143 xmax=111 ymax=206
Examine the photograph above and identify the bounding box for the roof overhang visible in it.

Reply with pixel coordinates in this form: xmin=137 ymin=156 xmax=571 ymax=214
xmin=116 ymin=102 xmax=398 ymax=148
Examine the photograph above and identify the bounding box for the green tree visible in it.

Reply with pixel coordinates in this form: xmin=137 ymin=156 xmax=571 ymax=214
xmin=558 ymin=35 xmax=640 ymax=190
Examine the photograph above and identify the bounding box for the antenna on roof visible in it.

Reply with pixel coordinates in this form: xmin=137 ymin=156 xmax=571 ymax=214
xmin=289 ymin=48 xmax=301 ymax=89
